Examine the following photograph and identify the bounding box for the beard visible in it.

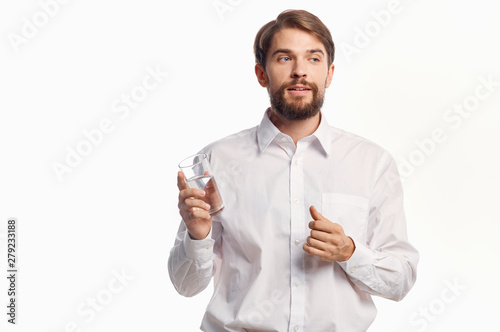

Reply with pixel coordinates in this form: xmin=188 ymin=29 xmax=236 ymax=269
xmin=269 ymin=78 xmax=325 ymax=120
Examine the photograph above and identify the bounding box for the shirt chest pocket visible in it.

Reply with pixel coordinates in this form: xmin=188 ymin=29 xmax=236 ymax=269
xmin=321 ymin=193 xmax=369 ymax=242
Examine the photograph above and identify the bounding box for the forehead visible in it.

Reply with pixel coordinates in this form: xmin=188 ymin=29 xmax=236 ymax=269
xmin=268 ymin=28 xmax=325 ymax=54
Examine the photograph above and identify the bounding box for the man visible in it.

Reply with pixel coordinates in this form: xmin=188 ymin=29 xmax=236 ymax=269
xmin=168 ymin=9 xmax=418 ymax=332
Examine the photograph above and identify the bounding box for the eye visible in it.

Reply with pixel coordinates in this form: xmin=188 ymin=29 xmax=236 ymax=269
xmin=310 ymin=58 xmax=320 ymax=63
xmin=279 ymin=56 xmax=291 ymax=62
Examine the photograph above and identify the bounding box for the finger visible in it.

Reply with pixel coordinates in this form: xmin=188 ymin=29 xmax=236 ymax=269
xmin=308 ymin=219 xmax=335 ymax=233
xmin=204 ymin=177 xmax=215 ymax=191
xmin=306 ymin=236 xmax=327 ymax=251
xmin=178 ymin=189 xmax=206 ymax=209
xmin=177 ymin=171 xmax=189 ymax=191
xmin=303 ymin=242 xmax=328 ymax=259
xmin=190 ymin=207 xmax=212 ymax=221
xmin=310 ymin=229 xmax=330 ymax=242
xmin=182 ymin=198 xmax=211 ymax=211
xmin=309 ymin=205 xmax=324 ymax=221
xmin=179 ymin=187 xmax=206 ymax=202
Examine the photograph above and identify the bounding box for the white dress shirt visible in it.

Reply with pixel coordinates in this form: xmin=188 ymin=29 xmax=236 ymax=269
xmin=168 ymin=109 xmax=419 ymax=332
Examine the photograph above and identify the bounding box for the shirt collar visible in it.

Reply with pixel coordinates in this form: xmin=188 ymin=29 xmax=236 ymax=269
xmin=257 ymin=108 xmax=331 ymax=156
xmin=257 ymin=108 xmax=281 ymax=153
xmin=312 ymin=111 xmax=331 ymax=156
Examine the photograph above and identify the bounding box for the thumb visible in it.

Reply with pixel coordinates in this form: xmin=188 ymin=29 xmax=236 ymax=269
xmin=177 ymin=171 xmax=189 ymax=191
xmin=310 ymin=205 xmax=324 ymax=221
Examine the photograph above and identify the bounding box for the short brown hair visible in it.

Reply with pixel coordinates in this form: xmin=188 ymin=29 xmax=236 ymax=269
xmin=253 ymin=10 xmax=335 ymax=70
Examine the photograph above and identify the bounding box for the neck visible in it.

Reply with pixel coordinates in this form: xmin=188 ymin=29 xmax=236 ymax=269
xmin=268 ymin=108 xmax=321 ymax=145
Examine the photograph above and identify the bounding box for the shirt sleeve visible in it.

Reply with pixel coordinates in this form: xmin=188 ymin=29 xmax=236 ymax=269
xmin=167 ymin=219 xmax=222 ymax=297
xmin=337 ymin=151 xmax=419 ymax=301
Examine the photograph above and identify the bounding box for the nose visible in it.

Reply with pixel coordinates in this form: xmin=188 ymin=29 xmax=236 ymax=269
xmin=291 ymin=60 xmax=307 ymax=78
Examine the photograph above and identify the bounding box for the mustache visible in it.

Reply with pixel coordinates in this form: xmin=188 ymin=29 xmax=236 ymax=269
xmin=282 ymin=79 xmax=319 ymax=91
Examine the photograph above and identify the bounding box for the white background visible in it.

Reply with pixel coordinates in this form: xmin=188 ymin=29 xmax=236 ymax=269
xmin=1 ymin=0 xmax=499 ymax=331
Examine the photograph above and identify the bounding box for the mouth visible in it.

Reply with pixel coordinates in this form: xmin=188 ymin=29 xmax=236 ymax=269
xmin=287 ymin=85 xmax=311 ymax=95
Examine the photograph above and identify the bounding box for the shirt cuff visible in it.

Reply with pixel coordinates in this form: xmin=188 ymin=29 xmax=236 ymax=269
xmin=338 ymin=239 xmax=374 ymax=279
xmin=182 ymin=229 xmax=215 ymax=261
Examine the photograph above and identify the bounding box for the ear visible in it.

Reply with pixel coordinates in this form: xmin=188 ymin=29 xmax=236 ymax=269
xmin=255 ymin=64 xmax=269 ymax=88
xmin=324 ymin=63 xmax=335 ymax=89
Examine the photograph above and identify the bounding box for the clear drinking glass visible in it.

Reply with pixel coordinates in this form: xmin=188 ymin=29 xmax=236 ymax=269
xmin=178 ymin=153 xmax=224 ymax=216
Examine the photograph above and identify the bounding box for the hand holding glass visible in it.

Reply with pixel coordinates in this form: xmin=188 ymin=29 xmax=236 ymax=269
xmin=179 ymin=154 xmax=224 ymax=216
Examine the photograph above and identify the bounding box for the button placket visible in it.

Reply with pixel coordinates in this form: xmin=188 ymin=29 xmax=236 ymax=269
xmin=289 ymin=149 xmax=305 ymax=331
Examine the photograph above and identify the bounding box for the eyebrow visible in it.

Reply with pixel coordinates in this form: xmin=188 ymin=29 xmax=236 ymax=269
xmin=271 ymin=48 xmax=325 ymax=57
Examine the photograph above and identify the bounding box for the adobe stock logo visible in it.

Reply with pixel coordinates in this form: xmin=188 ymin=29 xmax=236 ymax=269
xmin=7 ymin=0 xmax=73 ymax=53
xmin=212 ymin=0 xmax=243 ymax=21
xmin=409 ymin=278 xmax=467 ymax=331
xmin=339 ymin=0 xmax=403 ymax=63
xmin=397 ymin=74 xmax=499 ymax=181
xmin=52 ymin=64 xmax=168 ymax=183
xmin=61 ymin=268 xmax=134 ymax=332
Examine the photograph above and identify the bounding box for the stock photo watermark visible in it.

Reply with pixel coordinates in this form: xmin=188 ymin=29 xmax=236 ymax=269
xmin=51 ymin=64 xmax=168 ymax=183
xmin=5 ymin=219 xmax=18 ymax=324
xmin=339 ymin=0 xmax=419 ymax=63
xmin=245 ymin=274 xmax=288 ymax=325
xmin=212 ymin=0 xmax=244 ymax=21
xmin=7 ymin=0 xmax=73 ymax=53
xmin=57 ymin=268 xmax=134 ymax=332
xmin=407 ymin=278 xmax=468 ymax=332
xmin=247 ymin=289 xmax=286 ymax=324
xmin=397 ymin=74 xmax=499 ymax=181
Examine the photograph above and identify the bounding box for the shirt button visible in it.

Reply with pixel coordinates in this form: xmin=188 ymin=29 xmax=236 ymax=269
xmin=293 ymin=325 xmax=299 ymax=332
xmin=350 ymin=266 xmax=357 ymax=273
xmin=281 ymin=137 xmax=287 ymax=142
xmin=294 ymin=239 xmax=301 ymax=246
xmin=293 ymin=281 xmax=300 ymax=288
xmin=293 ymin=198 xmax=300 ymax=204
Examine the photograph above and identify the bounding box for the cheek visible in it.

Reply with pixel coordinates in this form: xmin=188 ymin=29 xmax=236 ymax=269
xmin=267 ymin=80 xmax=284 ymax=94
xmin=266 ymin=67 xmax=287 ymax=83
